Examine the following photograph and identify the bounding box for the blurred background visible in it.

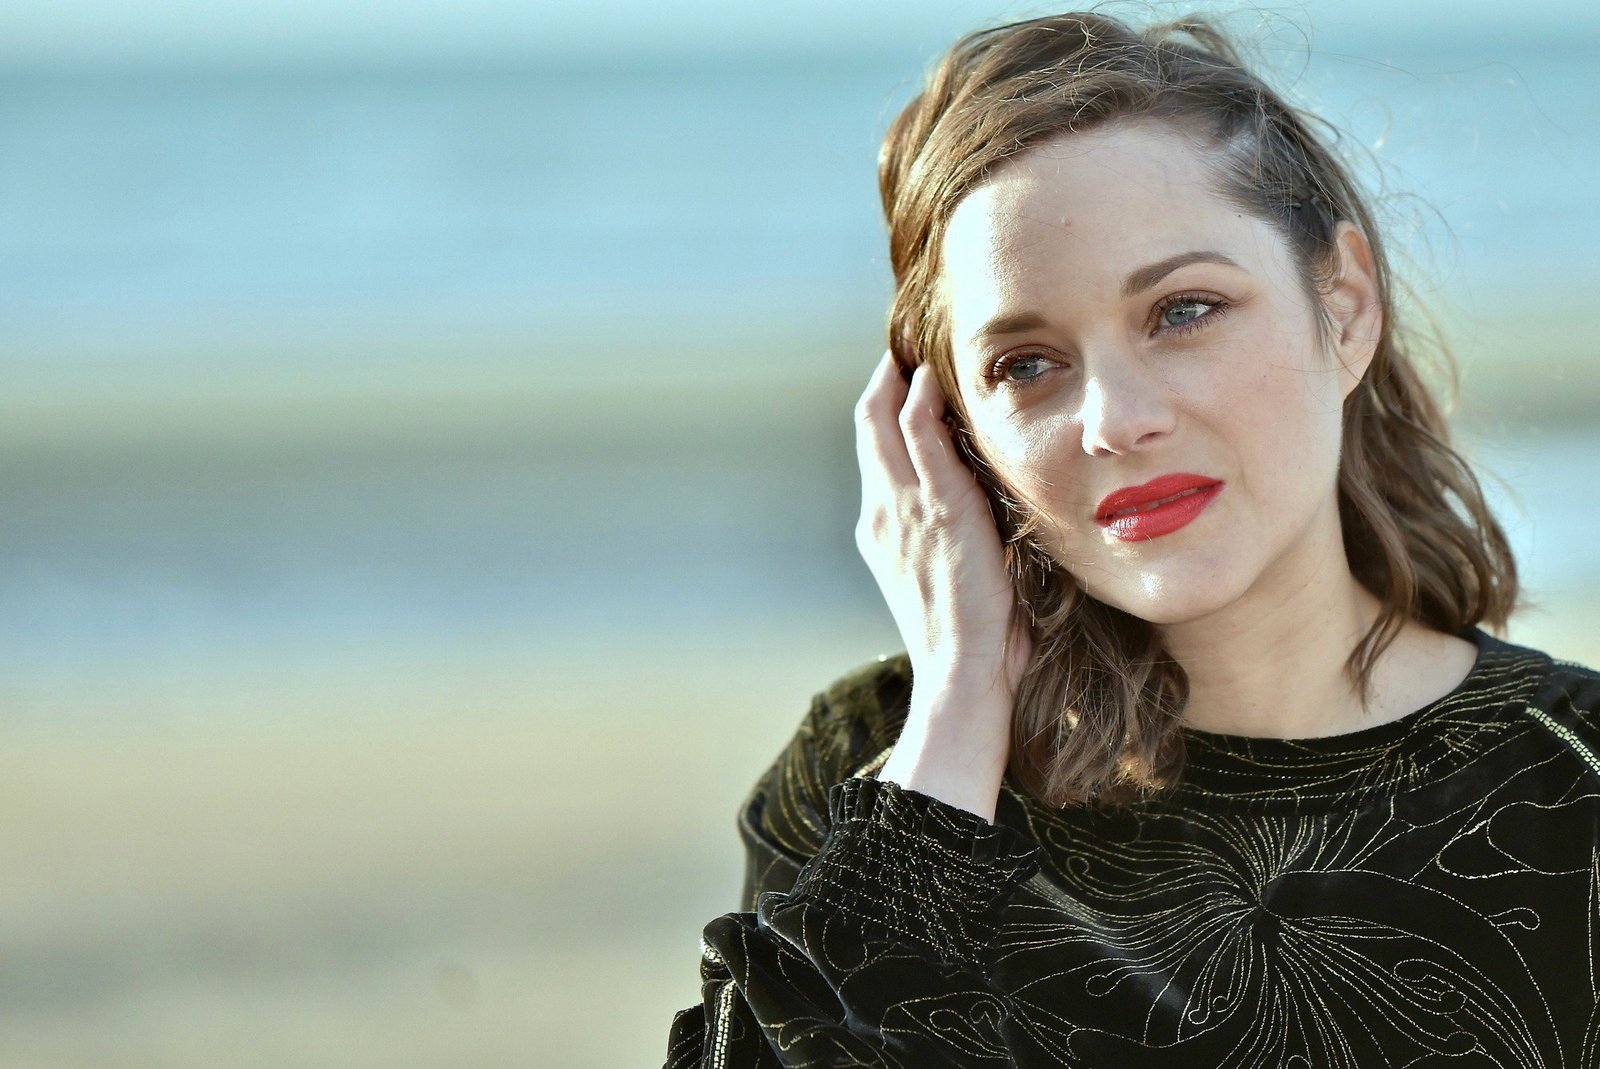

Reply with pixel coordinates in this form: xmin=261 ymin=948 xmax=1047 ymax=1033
xmin=0 ymin=0 xmax=1595 ymax=1065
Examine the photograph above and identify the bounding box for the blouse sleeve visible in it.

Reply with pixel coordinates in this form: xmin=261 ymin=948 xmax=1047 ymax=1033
xmin=735 ymin=653 xmax=920 ymax=910
xmin=663 ymin=775 xmax=1044 ymax=1068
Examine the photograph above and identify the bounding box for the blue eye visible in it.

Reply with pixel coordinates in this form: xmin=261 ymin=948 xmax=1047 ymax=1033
xmin=982 ymin=351 xmax=1058 ymax=388
xmin=1005 ymin=355 xmax=1051 ymax=381
xmin=1163 ymin=302 xmax=1204 ymax=326
xmin=1157 ymin=295 xmax=1227 ymax=334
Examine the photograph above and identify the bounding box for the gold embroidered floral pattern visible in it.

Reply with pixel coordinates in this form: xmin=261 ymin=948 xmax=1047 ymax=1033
xmin=666 ymin=630 xmax=1600 ymax=1067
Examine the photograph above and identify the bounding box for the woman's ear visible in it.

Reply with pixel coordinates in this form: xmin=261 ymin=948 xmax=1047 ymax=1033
xmin=1324 ymin=220 xmax=1383 ymax=398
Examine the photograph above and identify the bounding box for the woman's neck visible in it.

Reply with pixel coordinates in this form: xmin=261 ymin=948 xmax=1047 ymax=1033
xmin=1158 ymin=541 xmax=1474 ymax=741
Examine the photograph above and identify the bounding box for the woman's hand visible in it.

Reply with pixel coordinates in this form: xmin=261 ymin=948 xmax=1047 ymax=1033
xmin=853 ymin=350 xmax=1032 ymax=822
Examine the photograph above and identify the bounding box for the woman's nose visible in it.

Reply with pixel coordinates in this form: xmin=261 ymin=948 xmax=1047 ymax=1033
xmin=1077 ymin=356 xmax=1177 ymax=457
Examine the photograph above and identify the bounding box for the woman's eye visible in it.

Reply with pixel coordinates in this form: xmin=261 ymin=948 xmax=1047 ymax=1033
xmin=1005 ymin=355 xmax=1051 ymax=381
xmin=1159 ymin=298 xmax=1221 ymax=331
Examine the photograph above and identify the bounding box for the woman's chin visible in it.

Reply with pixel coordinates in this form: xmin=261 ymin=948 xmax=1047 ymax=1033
xmin=1086 ymin=572 xmax=1249 ymax=628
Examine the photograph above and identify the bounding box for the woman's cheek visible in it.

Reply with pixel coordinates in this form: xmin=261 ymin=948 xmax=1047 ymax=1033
xmin=1017 ymin=412 xmax=1091 ymax=509
xmin=977 ymin=417 xmax=1064 ymax=513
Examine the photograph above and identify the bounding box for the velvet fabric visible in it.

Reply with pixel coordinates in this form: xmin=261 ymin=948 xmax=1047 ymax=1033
xmin=664 ymin=629 xmax=1600 ymax=1067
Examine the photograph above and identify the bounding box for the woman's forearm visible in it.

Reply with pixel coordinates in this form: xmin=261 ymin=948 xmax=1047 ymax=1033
xmin=877 ymin=678 xmax=1013 ymax=823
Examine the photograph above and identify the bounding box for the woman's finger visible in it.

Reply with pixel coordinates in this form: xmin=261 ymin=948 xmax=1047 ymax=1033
xmin=899 ymin=363 xmax=966 ymax=497
xmin=854 ymin=349 xmax=918 ymax=490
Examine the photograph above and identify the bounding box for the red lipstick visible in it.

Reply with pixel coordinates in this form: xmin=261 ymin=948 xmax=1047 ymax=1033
xmin=1095 ymin=473 xmax=1223 ymax=542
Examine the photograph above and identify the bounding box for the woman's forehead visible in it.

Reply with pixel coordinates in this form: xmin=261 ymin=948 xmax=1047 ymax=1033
xmin=938 ymin=126 xmax=1285 ymax=330
xmin=944 ymin=124 xmax=1240 ymax=267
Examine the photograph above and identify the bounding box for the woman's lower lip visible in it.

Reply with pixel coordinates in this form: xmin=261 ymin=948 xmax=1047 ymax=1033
xmin=1101 ymin=483 xmax=1222 ymax=542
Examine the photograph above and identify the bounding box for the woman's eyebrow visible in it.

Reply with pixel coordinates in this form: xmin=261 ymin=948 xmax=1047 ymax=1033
xmin=1120 ymin=249 xmax=1241 ymax=298
xmin=968 ymin=249 xmax=1242 ymax=344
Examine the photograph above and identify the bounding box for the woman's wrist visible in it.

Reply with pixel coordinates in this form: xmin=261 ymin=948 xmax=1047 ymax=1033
xmin=878 ymin=682 xmax=1012 ymax=823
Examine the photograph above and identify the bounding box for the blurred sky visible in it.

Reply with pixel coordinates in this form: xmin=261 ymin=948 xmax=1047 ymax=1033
xmin=1 ymin=0 xmax=1596 ymax=64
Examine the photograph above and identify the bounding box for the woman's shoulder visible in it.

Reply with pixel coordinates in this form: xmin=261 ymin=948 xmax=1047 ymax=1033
xmin=733 ymin=650 xmax=916 ymax=905
xmin=1546 ymin=648 xmax=1600 ymax=682
xmin=741 ymin=649 xmax=916 ymax=809
xmin=1528 ymin=643 xmax=1600 ymax=718
xmin=1444 ymin=627 xmax=1598 ymax=702
xmin=1479 ymin=630 xmax=1600 ymax=761
xmin=807 ymin=650 xmax=914 ymax=781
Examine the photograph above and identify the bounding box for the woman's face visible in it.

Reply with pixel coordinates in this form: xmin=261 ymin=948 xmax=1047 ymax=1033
xmin=939 ymin=120 xmax=1379 ymax=627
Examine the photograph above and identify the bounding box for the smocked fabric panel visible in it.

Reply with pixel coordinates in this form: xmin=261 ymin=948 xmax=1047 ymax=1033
xmin=665 ymin=630 xmax=1600 ymax=1067
xmin=784 ymin=776 xmax=1043 ymax=967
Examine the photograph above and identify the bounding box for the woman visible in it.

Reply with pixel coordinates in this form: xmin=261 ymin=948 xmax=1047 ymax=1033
xmin=666 ymin=11 xmax=1600 ymax=1068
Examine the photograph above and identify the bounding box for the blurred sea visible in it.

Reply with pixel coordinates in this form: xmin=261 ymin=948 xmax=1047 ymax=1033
xmin=3 ymin=43 xmax=1596 ymax=337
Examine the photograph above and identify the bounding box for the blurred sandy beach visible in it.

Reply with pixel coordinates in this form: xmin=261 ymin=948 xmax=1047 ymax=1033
xmin=0 ymin=628 xmax=891 ymax=1068
xmin=4 ymin=610 xmax=1597 ymax=1069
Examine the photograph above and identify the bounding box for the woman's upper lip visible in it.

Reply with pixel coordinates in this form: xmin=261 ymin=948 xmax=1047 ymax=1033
xmin=1095 ymin=473 xmax=1223 ymax=525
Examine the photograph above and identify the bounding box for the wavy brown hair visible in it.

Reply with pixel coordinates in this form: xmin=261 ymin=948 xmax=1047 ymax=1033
xmin=878 ymin=10 xmax=1520 ymax=808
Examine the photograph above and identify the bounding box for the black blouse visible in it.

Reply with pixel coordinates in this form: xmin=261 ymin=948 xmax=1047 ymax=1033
xmin=664 ymin=628 xmax=1600 ymax=1067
